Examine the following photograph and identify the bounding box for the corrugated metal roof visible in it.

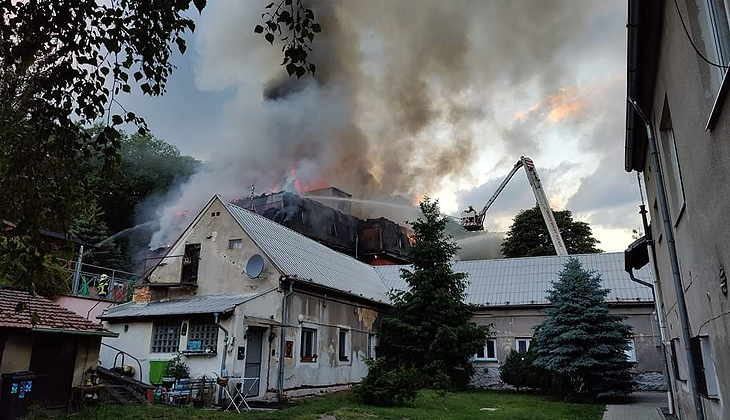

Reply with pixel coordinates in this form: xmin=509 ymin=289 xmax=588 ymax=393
xmin=99 ymin=291 xmax=269 ymax=320
xmin=225 ymin=201 xmax=391 ymax=304
xmin=374 ymin=252 xmax=654 ymax=306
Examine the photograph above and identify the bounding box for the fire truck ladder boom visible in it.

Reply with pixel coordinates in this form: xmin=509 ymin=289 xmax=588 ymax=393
xmin=461 ymin=156 xmax=568 ymax=256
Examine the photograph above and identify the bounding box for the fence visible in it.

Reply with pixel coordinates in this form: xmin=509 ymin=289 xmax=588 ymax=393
xmin=58 ymin=258 xmax=140 ymax=303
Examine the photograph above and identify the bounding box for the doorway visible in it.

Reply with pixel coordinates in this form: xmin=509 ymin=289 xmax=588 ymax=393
xmin=29 ymin=334 xmax=78 ymax=408
xmin=242 ymin=328 xmax=265 ymax=397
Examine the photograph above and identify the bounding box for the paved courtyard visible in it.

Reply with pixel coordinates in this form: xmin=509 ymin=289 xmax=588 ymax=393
xmin=603 ymin=392 xmax=668 ymax=420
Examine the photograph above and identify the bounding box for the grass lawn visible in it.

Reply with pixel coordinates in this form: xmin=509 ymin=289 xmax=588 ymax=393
xmin=30 ymin=390 xmax=605 ymax=420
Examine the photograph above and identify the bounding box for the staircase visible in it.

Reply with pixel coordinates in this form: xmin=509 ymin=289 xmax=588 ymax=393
xmin=97 ymin=366 xmax=153 ymax=405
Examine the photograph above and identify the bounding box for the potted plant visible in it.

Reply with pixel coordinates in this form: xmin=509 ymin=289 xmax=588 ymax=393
xmin=163 ymin=353 xmax=190 ymax=388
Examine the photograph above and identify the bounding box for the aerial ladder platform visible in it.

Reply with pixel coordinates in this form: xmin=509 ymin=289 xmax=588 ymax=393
xmin=460 ymin=156 xmax=568 ymax=255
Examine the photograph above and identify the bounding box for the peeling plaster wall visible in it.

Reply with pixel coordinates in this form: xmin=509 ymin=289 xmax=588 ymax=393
xmin=146 ymin=198 xmax=280 ymax=300
xmin=279 ymin=291 xmax=381 ymax=398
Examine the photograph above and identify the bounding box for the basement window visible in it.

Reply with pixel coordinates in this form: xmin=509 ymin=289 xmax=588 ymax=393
xmin=301 ymin=328 xmax=317 ymax=362
xmin=181 ymin=243 xmax=201 ymax=284
xmin=187 ymin=318 xmax=219 ymax=353
xmin=151 ymin=320 xmax=181 ymax=353
xmin=474 ymin=339 xmax=497 ymax=361
xmin=690 ymin=335 xmax=720 ymax=398
xmin=515 ymin=338 xmax=531 ymax=355
xmin=228 ymin=239 xmax=243 ymax=250
xmin=338 ymin=329 xmax=350 ymax=362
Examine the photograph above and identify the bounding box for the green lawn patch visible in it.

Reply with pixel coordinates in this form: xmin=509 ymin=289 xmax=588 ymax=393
xmin=29 ymin=390 xmax=605 ymax=420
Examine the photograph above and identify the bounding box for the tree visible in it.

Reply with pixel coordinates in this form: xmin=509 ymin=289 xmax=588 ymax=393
xmin=70 ymin=201 xmax=123 ymax=270
xmin=377 ymin=198 xmax=491 ymax=390
xmin=1 ymin=0 xmax=205 ymax=294
xmin=533 ymin=258 xmax=635 ymax=399
xmin=501 ymin=206 xmax=602 ymax=258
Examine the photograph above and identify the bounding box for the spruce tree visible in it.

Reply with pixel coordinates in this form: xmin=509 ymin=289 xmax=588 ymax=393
xmin=70 ymin=201 xmax=123 ymax=269
xmin=533 ymin=258 xmax=635 ymax=399
xmin=378 ymin=198 xmax=491 ymax=389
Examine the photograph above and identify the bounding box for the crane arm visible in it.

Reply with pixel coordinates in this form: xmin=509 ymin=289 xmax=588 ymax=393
xmin=477 ymin=160 xmax=523 ymax=221
xmin=461 ymin=156 xmax=569 ymax=255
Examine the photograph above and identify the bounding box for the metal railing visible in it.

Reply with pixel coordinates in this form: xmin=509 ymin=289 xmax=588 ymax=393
xmin=58 ymin=257 xmax=140 ymax=303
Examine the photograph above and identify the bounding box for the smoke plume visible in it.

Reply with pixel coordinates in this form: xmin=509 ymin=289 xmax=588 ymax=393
xmin=149 ymin=0 xmax=605 ymax=247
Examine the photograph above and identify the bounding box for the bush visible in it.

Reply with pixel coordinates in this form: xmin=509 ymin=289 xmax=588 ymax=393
xmin=354 ymin=358 xmax=421 ymax=406
xmin=164 ymin=353 xmax=190 ymax=380
xmin=500 ymin=346 xmax=553 ymax=392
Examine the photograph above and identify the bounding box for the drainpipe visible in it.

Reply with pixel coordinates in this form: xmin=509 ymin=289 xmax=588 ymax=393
xmin=628 ymin=99 xmax=704 ymax=420
xmin=277 ymin=279 xmax=294 ymax=399
xmin=214 ymin=312 xmax=230 ymax=404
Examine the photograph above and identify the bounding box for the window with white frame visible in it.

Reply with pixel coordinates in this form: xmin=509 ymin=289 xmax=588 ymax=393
xmin=300 ymin=328 xmax=317 ymax=362
xmin=228 ymin=239 xmax=243 ymax=250
xmin=367 ymin=334 xmax=377 ymax=359
xmin=338 ymin=328 xmax=350 ymax=362
xmin=151 ymin=320 xmax=181 ymax=353
xmin=516 ymin=338 xmax=531 ymax=355
xmin=625 ymin=338 xmax=637 ymax=362
xmin=474 ymin=339 xmax=497 ymax=361
xmin=659 ymin=105 xmax=686 ymax=225
xmin=187 ymin=318 xmax=219 ymax=353
xmin=693 ymin=0 xmax=730 ymax=93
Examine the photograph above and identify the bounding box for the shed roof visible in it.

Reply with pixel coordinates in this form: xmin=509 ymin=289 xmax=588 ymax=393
xmin=99 ymin=290 xmax=271 ymax=320
xmin=0 ymin=287 xmax=116 ymax=336
xmin=225 ymin=201 xmax=391 ymax=304
xmin=374 ymin=252 xmax=654 ymax=307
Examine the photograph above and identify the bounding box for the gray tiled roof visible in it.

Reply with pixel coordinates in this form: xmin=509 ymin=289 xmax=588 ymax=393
xmin=374 ymin=252 xmax=654 ymax=306
xmin=225 ymin=201 xmax=391 ymax=304
xmin=99 ymin=291 xmax=269 ymax=320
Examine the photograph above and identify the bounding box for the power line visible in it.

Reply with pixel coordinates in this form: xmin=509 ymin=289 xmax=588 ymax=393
xmin=674 ymin=0 xmax=730 ymax=69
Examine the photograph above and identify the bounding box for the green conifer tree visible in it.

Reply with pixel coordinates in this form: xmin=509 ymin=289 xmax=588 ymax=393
xmin=377 ymin=198 xmax=491 ymax=390
xmin=70 ymin=201 xmax=123 ymax=269
xmin=533 ymin=258 xmax=635 ymax=399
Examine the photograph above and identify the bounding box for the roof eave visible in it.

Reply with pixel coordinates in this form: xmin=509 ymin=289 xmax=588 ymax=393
xmin=31 ymin=327 xmax=119 ymax=337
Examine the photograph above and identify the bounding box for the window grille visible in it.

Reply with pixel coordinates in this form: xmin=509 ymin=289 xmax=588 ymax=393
xmin=188 ymin=318 xmax=219 ymax=353
xmin=151 ymin=320 xmax=181 ymax=353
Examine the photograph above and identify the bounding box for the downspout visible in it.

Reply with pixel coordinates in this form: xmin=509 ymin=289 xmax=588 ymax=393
xmin=214 ymin=312 xmax=230 ymax=404
xmin=628 ymin=99 xmax=704 ymax=420
xmin=277 ymin=278 xmax=294 ymax=399
xmin=626 ymin=206 xmax=674 ymax=414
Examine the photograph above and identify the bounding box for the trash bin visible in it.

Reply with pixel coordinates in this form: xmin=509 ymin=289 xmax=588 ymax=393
xmin=0 ymin=372 xmax=38 ymax=420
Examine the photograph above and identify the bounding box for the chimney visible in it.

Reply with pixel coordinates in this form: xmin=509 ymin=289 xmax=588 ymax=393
xmin=133 ymin=286 xmax=152 ymax=304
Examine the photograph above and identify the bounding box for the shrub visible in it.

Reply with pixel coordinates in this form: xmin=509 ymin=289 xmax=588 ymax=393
xmin=165 ymin=353 xmax=190 ymax=380
xmin=500 ymin=350 xmax=530 ymax=390
xmin=354 ymin=358 xmax=421 ymax=407
xmin=500 ymin=346 xmax=553 ymax=392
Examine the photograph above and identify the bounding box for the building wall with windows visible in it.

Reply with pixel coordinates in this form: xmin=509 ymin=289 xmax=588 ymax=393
xmin=626 ymin=0 xmax=730 ymax=418
xmin=468 ymin=304 xmax=663 ymax=388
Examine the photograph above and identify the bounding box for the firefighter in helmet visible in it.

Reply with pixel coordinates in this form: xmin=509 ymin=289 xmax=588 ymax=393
xmin=97 ymin=274 xmax=110 ymax=297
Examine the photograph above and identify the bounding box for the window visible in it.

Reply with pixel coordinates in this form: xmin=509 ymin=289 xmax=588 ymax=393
xmin=659 ymin=104 xmax=685 ymax=224
xmin=228 ymin=239 xmax=243 ymax=250
xmin=474 ymin=339 xmax=497 ymax=361
xmin=181 ymin=243 xmax=201 ymax=284
xmin=328 ymin=221 xmax=337 ymax=237
xmin=625 ymin=338 xmax=637 ymax=362
xmin=695 ymin=0 xmax=730 ymax=87
xmin=670 ymin=338 xmax=685 ymax=381
xmin=338 ymin=329 xmax=349 ymax=362
xmin=690 ymin=336 xmax=720 ymax=398
xmin=188 ymin=318 xmax=219 ymax=353
xmin=151 ymin=320 xmax=181 ymax=353
xmin=367 ymin=334 xmax=377 ymax=359
xmin=300 ymin=328 xmax=317 ymax=362
xmin=516 ymin=338 xmax=531 ymax=355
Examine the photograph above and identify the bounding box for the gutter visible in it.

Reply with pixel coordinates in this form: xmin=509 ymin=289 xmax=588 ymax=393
xmin=277 ymin=278 xmax=294 ymax=399
xmin=628 ymin=99 xmax=704 ymax=420
xmin=31 ymin=327 xmax=119 ymax=338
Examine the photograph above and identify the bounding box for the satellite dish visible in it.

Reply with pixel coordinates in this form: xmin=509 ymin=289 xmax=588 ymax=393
xmin=245 ymin=254 xmax=264 ymax=278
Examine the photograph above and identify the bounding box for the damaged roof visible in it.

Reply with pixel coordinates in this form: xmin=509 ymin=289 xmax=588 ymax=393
xmin=99 ymin=291 xmax=272 ymax=320
xmin=0 ymin=287 xmax=117 ymax=336
xmin=225 ymin=201 xmax=391 ymax=304
xmin=374 ymin=252 xmax=654 ymax=307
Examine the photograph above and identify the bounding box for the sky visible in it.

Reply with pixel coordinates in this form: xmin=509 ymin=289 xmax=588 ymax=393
xmin=123 ymin=1 xmax=644 ymax=252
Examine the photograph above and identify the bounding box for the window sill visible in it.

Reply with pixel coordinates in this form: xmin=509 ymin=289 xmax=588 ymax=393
xmin=673 ymin=203 xmax=686 ymax=229
xmin=181 ymin=350 xmax=217 ymax=357
xmin=300 ymin=357 xmax=317 ymax=363
xmin=706 ymin=69 xmax=730 ymax=131
xmin=701 ymin=394 xmax=720 ymax=401
xmin=474 ymin=359 xmax=498 ymax=363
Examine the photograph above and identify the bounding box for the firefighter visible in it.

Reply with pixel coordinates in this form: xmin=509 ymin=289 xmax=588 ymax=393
xmin=97 ymin=274 xmax=110 ymax=297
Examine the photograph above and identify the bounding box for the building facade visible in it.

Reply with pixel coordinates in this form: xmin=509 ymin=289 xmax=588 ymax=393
xmin=625 ymin=1 xmax=730 ymax=418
